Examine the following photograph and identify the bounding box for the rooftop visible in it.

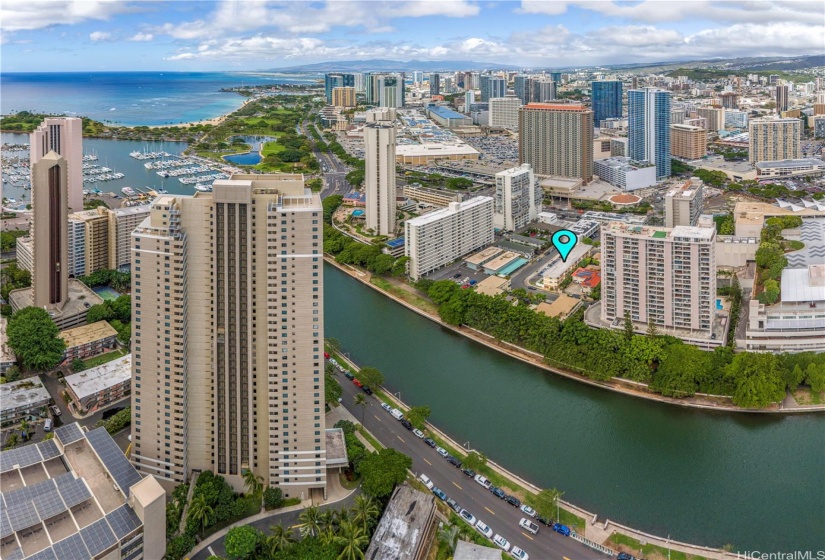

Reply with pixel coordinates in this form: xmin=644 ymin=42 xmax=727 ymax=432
xmin=0 ymin=377 xmax=50 ymax=411
xmin=781 ymin=266 xmax=825 ymax=303
xmin=426 ymin=105 xmax=469 ymax=120
xmin=537 ymin=295 xmax=581 ymax=318
xmin=541 ymin=244 xmax=591 ymax=279
xmin=465 ymin=246 xmax=503 ymax=266
xmin=8 ymin=279 xmax=104 ymax=321
xmin=406 ymin=196 xmax=492 ymax=227
xmin=475 ymin=275 xmax=509 ymax=297
xmin=59 ymin=321 xmax=118 ymax=349
xmin=64 ymin=355 xmax=132 ymax=401
xmin=395 ymin=143 xmax=479 ymax=158
xmin=364 ymin=484 xmax=435 ymax=560
xmin=755 ymin=158 xmax=825 ymax=169
xmin=484 ymin=251 xmax=521 ymax=272
xmin=324 ymin=428 xmax=348 ymax=468
xmin=453 ymin=541 xmax=502 ymax=560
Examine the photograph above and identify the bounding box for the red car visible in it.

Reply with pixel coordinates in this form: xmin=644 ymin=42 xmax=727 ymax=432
xmin=324 ymin=352 xmax=330 ymax=359
xmin=353 ymin=379 xmax=363 ymax=388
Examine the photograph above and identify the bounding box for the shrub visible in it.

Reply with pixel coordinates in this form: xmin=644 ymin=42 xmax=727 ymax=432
xmin=263 ymin=486 xmax=283 ymax=510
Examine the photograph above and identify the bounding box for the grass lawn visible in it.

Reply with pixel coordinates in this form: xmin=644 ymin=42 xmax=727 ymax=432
xmin=83 ymin=348 xmax=128 ymax=369
xmin=607 ymin=533 xmax=712 ymax=560
xmin=339 ymin=472 xmax=361 ymax=490
xmin=369 ymin=277 xmax=440 ymax=316
xmin=357 ymin=426 xmax=383 ymax=450
xmin=793 ymin=387 xmax=824 ymax=405
xmin=260 ymin=140 xmax=285 ymax=156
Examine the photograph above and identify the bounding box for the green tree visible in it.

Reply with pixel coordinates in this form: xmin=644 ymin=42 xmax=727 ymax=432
xmin=263 ymin=486 xmax=283 ymax=510
xmin=404 ymin=405 xmax=431 ymax=430
xmin=354 ymin=393 xmax=368 ymax=425
xmin=758 ymin=279 xmax=780 ymax=305
xmin=6 ymin=307 xmax=66 ymax=370
xmin=5 ymin=365 xmax=21 ymax=382
xmin=357 ymin=448 xmax=412 ymax=498
xmin=461 ymin=451 xmax=487 ymax=472
xmin=646 ymin=317 xmax=658 ymax=338
xmin=727 ymin=353 xmax=785 ymax=408
xmin=785 ymin=364 xmax=806 ymax=391
xmin=4 ymin=433 xmax=21 ymax=450
xmin=334 ymin=519 xmax=369 ymax=560
xmin=327 ymin=337 xmax=342 ymax=353
xmin=357 ymin=367 xmax=384 ymax=392
xmin=299 ymin=505 xmax=322 ymax=538
xmin=71 ymin=358 xmax=86 ymax=373
xmin=264 ymin=524 xmax=295 ymax=556
xmin=623 ymin=311 xmax=634 ymax=341
xmin=350 ymin=495 xmax=379 ymax=534
xmin=243 ymin=469 xmax=264 ymax=496
xmin=326 ymin=374 xmax=342 ymax=403
xmin=224 ymin=525 xmax=260 ymax=560
xmin=806 ymin=363 xmax=825 ymax=393
xmin=532 ymin=488 xmax=564 ymax=522
xmin=0 ymin=263 xmax=31 ymax=301
xmin=187 ymin=494 xmax=214 ymax=536
xmin=86 ymin=303 xmax=114 ymax=324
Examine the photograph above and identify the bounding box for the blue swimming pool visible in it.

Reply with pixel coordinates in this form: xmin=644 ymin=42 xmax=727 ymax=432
xmin=716 ymin=298 xmax=723 ymax=310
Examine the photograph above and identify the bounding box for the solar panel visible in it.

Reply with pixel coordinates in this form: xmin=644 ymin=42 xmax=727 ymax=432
xmin=80 ymin=516 xmax=117 ymax=556
xmin=105 ymin=504 xmax=141 ymax=540
xmin=10 ymin=445 xmax=42 ymax=469
xmin=51 ymin=532 xmax=91 ymax=560
xmin=24 ymin=547 xmax=58 ymax=560
xmin=2 ymin=546 xmax=24 ymax=560
xmin=54 ymin=422 xmax=85 ymax=445
xmin=36 ymin=439 xmax=61 ymax=461
xmin=85 ymin=428 xmax=143 ymax=496
xmin=4 ymin=476 xmax=59 ymax=507
xmin=6 ymin=500 xmax=39 ymax=532
xmin=0 ymin=508 xmax=13 ymax=539
xmin=56 ymin=477 xmax=92 ymax=509
xmin=32 ymin=488 xmax=68 ymax=521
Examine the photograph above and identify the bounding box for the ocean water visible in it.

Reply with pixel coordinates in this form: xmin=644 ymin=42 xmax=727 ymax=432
xmin=0 ymin=72 xmax=320 ymax=126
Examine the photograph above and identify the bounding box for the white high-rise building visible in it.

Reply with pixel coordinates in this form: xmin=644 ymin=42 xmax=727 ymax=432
xmin=601 ymin=221 xmax=716 ymax=333
xmin=494 ymin=164 xmax=541 ymax=231
xmin=489 ymin=97 xmax=522 ymax=130
xmin=30 ymin=117 xmax=84 ymax=212
xmin=131 ymin=174 xmax=326 ymax=498
xmin=464 ymin=91 xmax=475 ymax=111
xmin=665 ymin=178 xmax=704 ymax=228
xmin=364 ymin=122 xmax=397 ymax=236
xmin=405 ymin=196 xmax=494 ymax=280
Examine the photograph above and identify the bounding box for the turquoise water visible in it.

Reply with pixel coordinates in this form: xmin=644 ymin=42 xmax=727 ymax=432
xmin=716 ymin=298 xmax=723 ymax=310
xmin=92 ymin=286 xmax=120 ymax=301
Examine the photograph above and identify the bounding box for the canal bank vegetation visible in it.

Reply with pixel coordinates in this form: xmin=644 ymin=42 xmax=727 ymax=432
xmin=414 ymin=278 xmax=825 ymax=409
xmin=608 ymin=533 xmax=713 ymax=560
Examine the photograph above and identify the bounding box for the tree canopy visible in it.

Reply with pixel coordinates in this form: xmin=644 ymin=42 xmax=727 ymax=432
xmin=224 ymin=525 xmax=261 ymax=560
xmin=6 ymin=307 xmax=66 ymax=370
xmin=358 ymin=448 xmax=412 ymax=498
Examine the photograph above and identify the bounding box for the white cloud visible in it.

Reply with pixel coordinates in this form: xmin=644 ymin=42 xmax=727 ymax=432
xmin=89 ymin=31 xmax=112 ymax=42
xmin=0 ymin=0 xmax=136 ymax=32
xmin=129 ymin=32 xmax=154 ymax=42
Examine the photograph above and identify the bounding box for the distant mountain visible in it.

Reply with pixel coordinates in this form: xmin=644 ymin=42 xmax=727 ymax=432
xmin=268 ymin=59 xmax=521 ymax=72
xmin=602 ymin=54 xmax=825 ymax=74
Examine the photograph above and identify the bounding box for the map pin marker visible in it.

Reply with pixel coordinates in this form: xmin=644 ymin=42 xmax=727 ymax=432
xmin=551 ymin=229 xmax=578 ymax=262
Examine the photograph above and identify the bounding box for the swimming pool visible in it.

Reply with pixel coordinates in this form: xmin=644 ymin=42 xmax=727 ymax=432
xmin=93 ymin=286 xmax=121 ymax=301
xmin=716 ymin=298 xmax=723 ymax=310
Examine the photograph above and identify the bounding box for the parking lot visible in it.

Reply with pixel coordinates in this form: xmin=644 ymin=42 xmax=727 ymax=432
xmin=425 ymin=260 xmax=490 ymax=286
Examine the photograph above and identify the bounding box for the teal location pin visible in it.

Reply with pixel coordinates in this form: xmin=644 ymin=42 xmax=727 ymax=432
xmin=551 ymin=229 xmax=578 ymax=262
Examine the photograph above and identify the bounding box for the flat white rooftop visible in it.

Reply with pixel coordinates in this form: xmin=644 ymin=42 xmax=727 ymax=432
xmin=406 ymin=196 xmax=492 ymax=227
xmin=64 ymin=355 xmax=131 ymax=401
xmin=781 ymin=266 xmax=825 ymax=303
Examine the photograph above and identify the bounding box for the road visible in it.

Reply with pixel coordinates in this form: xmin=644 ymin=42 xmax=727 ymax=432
xmin=337 ymin=372 xmax=593 ymax=560
xmin=299 ymin=118 xmax=351 ymax=199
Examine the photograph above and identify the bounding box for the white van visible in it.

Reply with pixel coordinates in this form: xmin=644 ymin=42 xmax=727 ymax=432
xmin=44 ymin=419 xmax=52 ymax=432
xmin=390 ymin=408 xmax=404 ymax=421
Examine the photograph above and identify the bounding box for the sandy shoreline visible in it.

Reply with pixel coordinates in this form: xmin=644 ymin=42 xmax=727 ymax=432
xmin=143 ymin=96 xmax=256 ymax=129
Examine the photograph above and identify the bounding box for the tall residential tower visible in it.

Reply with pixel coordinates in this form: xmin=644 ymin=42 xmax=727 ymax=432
xmin=518 ymin=103 xmax=594 ymax=184
xmin=628 ymin=87 xmax=671 ymax=180
xmin=364 ymin=122 xmax=397 ymax=236
xmin=30 ymin=117 xmax=84 ymax=212
xmin=592 ymin=81 xmax=623 ymax=127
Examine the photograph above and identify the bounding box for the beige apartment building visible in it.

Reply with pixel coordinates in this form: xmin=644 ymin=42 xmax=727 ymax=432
xmin=332 ymin=86 xmax=356 ymax=107
xmin=519 ymin=103 xmax=593 ymax=184
xmin=31 ymin=152 xmax=69 ymax=310
xmin=670 ymin=124 xmax=707 ymax=159
xmin=696 ymin=107 xmax=725 ymax=132
xmin=131 ymin=174 xmax=326 ymax=499
xmin=749 ymin=118 xmax=802 ymax=163
xmin=601 ymin=222 xmax=716 ymax=333
xmin=665 ymin=177 xmax=704 ymax=228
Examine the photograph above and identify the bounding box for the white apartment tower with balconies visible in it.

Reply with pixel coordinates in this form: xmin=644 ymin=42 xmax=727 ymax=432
xmin=494 ymin=164 xmax=541 ymax=231
xmin=364 ymin=122 xmax=397 ymax=236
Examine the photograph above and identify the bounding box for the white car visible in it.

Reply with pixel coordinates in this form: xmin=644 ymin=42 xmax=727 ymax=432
xmin=418 ymin=474 xmax=434 ymax=490
xmin=436 ymin=446 xmax=449 ymax=458
xmin=493 ymin=534 xmax=511 ymax=552
xmin=474 ymin=474 xmax=492 ymax=490
xmin=380 ymin=403 xmax=392 ymax=412
xmin=459 ymin=508 xmax=476 ymax=525
xmin=519 ymin=518 xmax=539 ymax=535
xmin=519 ymin=504 xmax=536 ymax=517
xmin=510 ymin=546 xmax=529 ymax=560
xmin=474 ymin=520 xmax=493 ymax=539
xmin=412 ymin=428 xmax=425 ymax=438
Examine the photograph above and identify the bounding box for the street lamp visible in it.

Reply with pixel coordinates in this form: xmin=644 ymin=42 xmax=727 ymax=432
xmin=667 ymin=535 xmax=671 ymax=560
xmin=394 ymin=391 xmax=401 ymax=400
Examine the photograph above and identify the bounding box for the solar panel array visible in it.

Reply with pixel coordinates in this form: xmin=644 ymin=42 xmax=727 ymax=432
xmin=54 ymin=422 xmax=85 ymax=446
xmin=85 ymin=427 xmax=143 ymax=495
xmin=106 ymin=504 xmax=141 ymax=540
xmin=80 ymin=516 xmax=118 ymax=556
xmin=0 ymin=509 xmax=12 ymax=539
xmin=57 ymin=476 xmax=92 ymax=508
xmin=23 ymin=547 xmax=58 ymax=560
xmin=51 ymin=532 xmax=91 ymax=560
xmin=3 ymin=546 xmax=24 ymax=560
xmin=1 ymin=471 xmax=92 ymax=536
xmin=0 ymin=439 xmax=62 ymax=474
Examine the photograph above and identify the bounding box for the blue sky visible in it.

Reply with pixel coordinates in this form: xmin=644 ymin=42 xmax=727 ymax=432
xmin=1 ymin=1 xmax=823 ymax=71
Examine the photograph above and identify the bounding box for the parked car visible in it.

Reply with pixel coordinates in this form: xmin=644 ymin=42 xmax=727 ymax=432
xmin=324 ymin=352 xmax=330 ymax=359
xmin=418 ymin=474 xmax=434 ymax=490
xmin=536 ymin=515 xmax=553 ymax=527
xmin=362 ymin=387 xmax=373 ymax=395
xmin=50 ymin=405 xmax=61 ymax=417
xmin=510 ymin=546 xmax=529 ymax=560
xmin=617 ymin=554 xmax=636 ymax=560
xmin=436 ymin=447 xmax=449 ymax=458
xmin=474 ymin=475 xmax=492 ymax=490
xmin=43 ymin=419 xmax=52 ymax=432
xmin=453 ymin=273 xmax=462 ymax=278
xmin=352 ymin=379 xmax=363 ymax=388
xmin=519 ymin=518 xmax=539 ymax=535
xmin=432 ymin=487 xmax=447 ymax=501
xmin=380 ymin=403 xmax=392 ymax=412
xmin=552 ymin=523 xmax=571 ymax=536
xmin=491 ymin=487 xmax=506 ymax=499
xmin=506 ymin=495 xmax=521 ymax=507
xmin=423 ymin=438 xmax=437 ymax=448
xmin=493 ymin=534 xmax=511 ymax=552
xmin=519 ymin=504 xmax=536 ymax=517
xmin=344 ymin=371 xmax=355 ymax=380
xmin=400 ymin=420 xmax=414 ymax=430
xmin=390 ymin=409 xmax=404 ymax=421
xmin=474 ymin=520 xmax=493 ymax=539
xmin=461 ymin=468 xmax=476 ymax=478
xmin=412 ymin=429 xmax=425 ymax=438
xmin=446 ymin=498 xmax=461 ymax=513
xmin=447 ymin=455 xmax=462 ymax=468
xmin=459 ymin=509 xmax=477 ymax=525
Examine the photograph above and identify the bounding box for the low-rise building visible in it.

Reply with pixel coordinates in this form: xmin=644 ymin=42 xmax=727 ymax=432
xmin=482 ymin=251 xmax=522 ymax=275
xmin=474 ymin=275 xmax=510 ymax=297
xmin=0 ymin=377 xmax=51 ymax=424
xmin=15 ymin=236 xmax=33 ymax=274
xmin=538 ymin=244 xmax=592 ymax=291
xmin=536 ymin=294 xmax=582 ymax=319
xmin=755 ymin=158 xmax=825 ymax=178
xmin=8 ymin=279 xmax=104 ymax=330
xmin=403 ymin=185 xmax=462 ymax=207
xmin=425 ymin=104 xmax=473 ymax=128
xmin=0 ymin=317 xmax=15 ymax=376
xmin=0 ymin=423 xmax=166 ymax=560
xmin=364 ymin=484 xmax=436 ymax=560
xmin=59 ymin=320 xmax=119 ymax=362
xmin=64 ymin=354 xmax=131 ymax=414
xmin=580 ymin=211 xmax=647 ymax=225
xmin=593 ymin=157 xmax=657 ymax=191
xmin=395 ymin=142 xmax=480 ymax=165
xmin=464 ymin=246 xmax=503 ymax=270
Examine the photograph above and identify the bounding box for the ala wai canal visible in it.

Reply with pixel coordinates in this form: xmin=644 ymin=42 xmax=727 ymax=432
xmin=324 ymin=264 xmax=825 ymax=552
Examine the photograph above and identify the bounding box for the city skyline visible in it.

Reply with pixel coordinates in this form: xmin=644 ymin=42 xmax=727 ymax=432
xmin=1 ymin=0 xmax=823 ymax=72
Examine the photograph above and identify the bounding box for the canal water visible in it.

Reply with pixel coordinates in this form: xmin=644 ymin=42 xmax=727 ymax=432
xmin=324 ymin=264 xmax=825 ymax=551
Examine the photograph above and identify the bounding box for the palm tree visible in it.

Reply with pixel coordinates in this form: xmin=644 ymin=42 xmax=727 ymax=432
xmin=351 ymin=495 xmax=379 ymax=534
xmin=334 ymin=519 xmax=368 ymax=560
xmin=243 ymin=469 xmax=264 ymax=496
xmin=298 ymin=505 xmax=321 ymax=538
xmin=319 ymin=508 xmax=338 ymax=535
xmin=4 ymin=433 xmax=21 ymax=450
xmin=325 ymin=361 xmax=336 ymax=376
xmin=187 ymin=494 xmax=213 ymax=537
xmin=354 ymin=393 xmax=368 ymax=426
xmin=264 ymin=524 xmax=295 ymax=556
